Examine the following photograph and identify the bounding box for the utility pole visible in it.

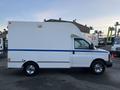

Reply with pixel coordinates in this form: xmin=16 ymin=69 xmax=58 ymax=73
xmin=106 ymin=27 xmax=114 ymax=44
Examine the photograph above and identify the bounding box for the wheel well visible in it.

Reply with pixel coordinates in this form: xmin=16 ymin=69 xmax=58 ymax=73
xmin=90 ymin=59 xmax=106 ymax=67
xmin=22 ymin=61 xmax=39 ymax=69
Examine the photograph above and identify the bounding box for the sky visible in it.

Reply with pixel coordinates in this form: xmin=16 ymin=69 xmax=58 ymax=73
xmin=0 ymin=0 xmax=120 ymax=35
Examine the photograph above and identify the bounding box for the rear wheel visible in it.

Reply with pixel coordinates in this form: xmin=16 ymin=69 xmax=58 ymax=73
xmin=91 ymin=61 xmax=105 ymax=74
xmin=23 ymin=62 xmax=39 ymax=76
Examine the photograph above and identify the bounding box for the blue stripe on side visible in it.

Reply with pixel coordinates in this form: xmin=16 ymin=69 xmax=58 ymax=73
xmin=8 ymin=49 xmax=108 ymax=53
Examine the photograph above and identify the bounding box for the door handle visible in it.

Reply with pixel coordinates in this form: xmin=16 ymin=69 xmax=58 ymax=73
xmin=73 ymin=51 xmax=75 ymax=54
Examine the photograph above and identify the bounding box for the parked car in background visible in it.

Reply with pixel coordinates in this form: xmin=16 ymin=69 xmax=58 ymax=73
xmin=111 ymin=37 xmax=120 ymax=57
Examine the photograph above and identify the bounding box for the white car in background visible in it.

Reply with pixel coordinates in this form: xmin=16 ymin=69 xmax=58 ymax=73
xmin=111 ymin=37 xmax=120 ymax=57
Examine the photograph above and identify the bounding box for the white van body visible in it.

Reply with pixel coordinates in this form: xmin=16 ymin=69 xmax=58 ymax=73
xmin=8 ymin=21 xmax=112 ymax=75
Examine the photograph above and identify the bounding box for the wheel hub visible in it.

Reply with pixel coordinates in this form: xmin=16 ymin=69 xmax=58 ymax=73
xmin=26 ymin=65 xmax=35 ymax=75
xmin=94 ymin=64 xmax=103 ymax=73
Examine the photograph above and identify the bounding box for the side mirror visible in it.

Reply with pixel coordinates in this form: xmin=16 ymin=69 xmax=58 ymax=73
xmin=89 ymin=43 xmax=94 ymax=49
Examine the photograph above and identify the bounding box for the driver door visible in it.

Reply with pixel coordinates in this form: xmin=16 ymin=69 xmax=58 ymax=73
xmin=72 ymin=38 xmax=94 ymax=67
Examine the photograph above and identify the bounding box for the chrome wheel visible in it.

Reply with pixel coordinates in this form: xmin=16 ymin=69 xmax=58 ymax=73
xmin=91 ymin=61 xmax=105 ymax=74
xmin=94 ymin=64 xmax=103 ymax=73
xmin=23 ymin=62 xmax=39 ymax=76
xmin=26 ymin=65 xmax=35 ymax=75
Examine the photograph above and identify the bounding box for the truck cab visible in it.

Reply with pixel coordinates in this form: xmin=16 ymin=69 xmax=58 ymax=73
xmin=72 ymin=37 xmax=112 ymax=72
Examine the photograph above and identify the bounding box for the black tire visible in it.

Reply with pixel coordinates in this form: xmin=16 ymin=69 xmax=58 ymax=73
xmin=90 ymin=61 xmax=105 ymax=75
xmin=23 ymin=62 xmax=39 ymax=76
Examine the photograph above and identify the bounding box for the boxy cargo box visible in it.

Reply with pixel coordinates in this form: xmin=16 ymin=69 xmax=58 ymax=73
xmin=8 ymin=21 xmax=112 ymax=76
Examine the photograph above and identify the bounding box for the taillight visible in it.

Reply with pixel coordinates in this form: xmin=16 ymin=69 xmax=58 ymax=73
xmin=111 ymin=53 xmax=117 ymax=59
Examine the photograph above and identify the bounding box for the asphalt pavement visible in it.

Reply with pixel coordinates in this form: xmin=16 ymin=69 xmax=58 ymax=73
xmin=0 ymin=57 xmax=120 ymax=90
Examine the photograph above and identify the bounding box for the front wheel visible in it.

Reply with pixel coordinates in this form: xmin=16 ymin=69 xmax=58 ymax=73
xmin=90 ymin=61 xmax=105 ymax=74
xmin=23 ymin=62 xmax=39 ymax=76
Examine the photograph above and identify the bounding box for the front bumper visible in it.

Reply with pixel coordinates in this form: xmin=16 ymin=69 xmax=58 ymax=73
xmin=105 ymin=61 xmax=112 ymax=67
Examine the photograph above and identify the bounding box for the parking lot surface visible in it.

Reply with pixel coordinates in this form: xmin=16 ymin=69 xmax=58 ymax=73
xmin=0 ymin=58 xmax=120 ymax=90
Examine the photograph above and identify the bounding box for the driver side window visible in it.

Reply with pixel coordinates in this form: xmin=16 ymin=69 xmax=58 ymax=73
xmin=74 ymin=38 xmax=90 ymax=49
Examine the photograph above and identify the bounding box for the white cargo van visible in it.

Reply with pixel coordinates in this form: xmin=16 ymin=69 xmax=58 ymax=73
xmin=8 ymin=21 xmax=112 ymax=76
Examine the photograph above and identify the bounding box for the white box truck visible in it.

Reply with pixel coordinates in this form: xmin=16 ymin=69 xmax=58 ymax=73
xmin=8 ymin=21 xmax=112 ymax=76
